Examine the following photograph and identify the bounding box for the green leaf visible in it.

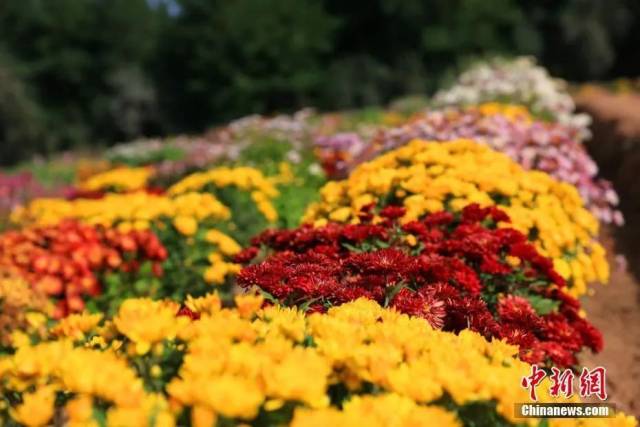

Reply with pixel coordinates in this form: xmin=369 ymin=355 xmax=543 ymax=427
xmin=92 ymin=406 xmax=107 ymax=427
xmin=139 ymin=260 xmax=153 ymax=276
xmin=300 ymin=297 xmax=322 ymax=312
xmin=341 ymin=242 xmax=364 ymax=253
xmin=258 ymin=289 xmax=279 ymax=305
xmin=374 ymin=239 xmax=390 ymax=249
xmin=134 ymin=279 xmax=150 ymax=294
xmin=524 ymin=294 xmax=560 ymax=315
xmin=384 ymin=281 xmax=407 ymax=307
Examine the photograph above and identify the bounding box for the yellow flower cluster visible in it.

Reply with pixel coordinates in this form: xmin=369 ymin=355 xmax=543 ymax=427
xmin=11 ymin=191 xmax=230 ymax=232
xmin=0 ymin=340 xmax=173 ymax=427
xmin=382 ymin=111 xmax=407 ymax=126
xmin=271 ymin=161 xmax=296 ymax=185
xmin=475 ymin=102 xmax=532 ymax=121
xmin=113 ymin=298 xmax=189 ymax=355
xmin=10 ymin=175 xmax=248 ymax=286
xmin=291 ymin=393 xmax=461 ymax=427
xmin=202 ymin=230 xmax=243 ymax=285
xmin=13 ymin=164 xmax=285 ymax=234
xmin=0 ymin=272 xmax=51 ymax=347
xmin=79 ymin=166 xmax=154 ymax=192
xmin=75 ymin=159 xmax=113 ymax=182
xmin=304 ymin=139 xmax=608 ymax=295
xmin=168 ymin=166 xmax=280 ymax=223
xmin=51 ymin=312 xmax=103 ymax=341
xmin=1 ymin=297 xmax=635 ymax=427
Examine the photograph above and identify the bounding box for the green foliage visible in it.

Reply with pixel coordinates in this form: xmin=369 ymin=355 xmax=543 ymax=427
xmin=434 ymin=394 xmax=524 ymax=427
xmin=0 ymin=0 xmax=165 ymax=163
xmin=212 ymin=185 xmax=271 ymax=245
xmin=0 ymin=50 xmax=47 ymax=165
xmin=88 ymin=262 xmax=164 ymax=317
xmin=157 ymin=0 xmax=337 ymax=129
xmin=273 ymin=174 xmax=325 ymax=229
xmin=232 ymin=136 xmax=326 ymax=229
xmin=85 ymin=218 xmax=235 ymax=316
xmin=108 ymin=145 xmax=186 ymax=166
xmin=155 ymin=219 xmax=232 ymax=300
xmin=524 ymin=294 xmax=561 ymax=316
xmin=1 ymin=0 xmax=639 ymax=165
xmin=235 ymin=138 xmax=296 ymax=171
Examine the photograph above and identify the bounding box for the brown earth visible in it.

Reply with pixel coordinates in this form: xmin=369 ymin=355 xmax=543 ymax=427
xmin=580 ymin=228 xmax=640 ymax=416
xmin=574 ymin=87 xmax=640 ymax=416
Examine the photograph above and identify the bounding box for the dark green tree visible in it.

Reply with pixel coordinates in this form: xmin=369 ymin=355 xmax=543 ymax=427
xmin=522 ymin=0 xmax=638 ymax=79
xmin=0 ymin=49 xmax=48 ymax=165
xmin=1 ymin=0 xmax=639 ymax=166
xmin=0 ymin=0 xmax=165 ymax=161
xmin=156 ymin=0 xmax=337 ymax=130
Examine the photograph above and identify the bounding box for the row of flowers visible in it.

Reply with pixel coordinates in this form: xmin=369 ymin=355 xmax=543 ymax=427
xmin=432 ymin=56 xmax=592 ymax=137
xmin=1 ymin=142 xmax=627 ymax=424
xmin=4 ymin=138 xmax=611 ymax=318
xmin=306 ymin=139 xmax=608 ymax=297
xmin=238 ymin=203 xmax=600 ymax=368
xmin=3 ymin=164 xmax=292 ymax=317
xmin=4 ymin=58 xmax=619 ymax=230
xmin=0 ymin=293 xmax=635 ymax=427
xmin=315 ymin=103 xmax=622 ymax=226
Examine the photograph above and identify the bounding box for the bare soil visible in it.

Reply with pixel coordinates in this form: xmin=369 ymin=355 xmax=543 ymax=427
xmin=580 ymin=228 xmax=640 ymax=416
xmin=574 ymin=87 xmax=640 ymax=416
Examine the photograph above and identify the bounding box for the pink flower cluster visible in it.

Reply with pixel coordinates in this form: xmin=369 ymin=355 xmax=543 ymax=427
xmin=0 ymin=172 xmax=57 ymax=223
xmin=315 ymin=109 xmax=623 ymax=225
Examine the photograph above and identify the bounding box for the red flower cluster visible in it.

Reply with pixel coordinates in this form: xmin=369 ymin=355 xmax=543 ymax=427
xmin=237 ymin=204 xmax=602 ymax=368
xmin=0 ymin=221 xmax=167 ymax=317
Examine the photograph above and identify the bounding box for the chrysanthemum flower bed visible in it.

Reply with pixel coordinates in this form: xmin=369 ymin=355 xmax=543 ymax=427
xmin=1 ymin=58 xmax=638 ymax=426
xmin=315 ymin=104 xmax=622 ymax=225
xmin=0 ymin=272 xmax=51 ymax=349
xmin=0 ymin=220 xmax=167 ymax=317
xmin=7 ymin=191 xmax=242 ymax=301
xmin=238 ymin=203 xmax=601 ymax=368
xmin=0 ymin=296 xmax=635 ymax=427
xmin=0 ymin=172 xmax=59 ymax=227
xmin=5 ymin=165 xmax=287 ymax=309
xmin=305 ymin=139 xmax=608 ymax=296
xmin=432 ymin=56 xmax=591 ymax=136
xmin=78 ymin=166 xmax=154 ymax=193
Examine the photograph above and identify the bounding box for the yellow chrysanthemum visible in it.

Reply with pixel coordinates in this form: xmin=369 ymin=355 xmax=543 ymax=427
xmin=291 ymin=393 xmax=461 ymax=427
xmin=51 ymin=312 xmax=103 ymax=341
xmin=12 ymin=191 xmax=229 ymax=228
xmin=0 ymin=298 xmax=635 ymax=427
xmin=205 ymin=230 xmax=242 ymax=256
xmin=304 ymin=139 xmax=607 ymax=295
xmin=113 ymin=299 xmax=188 ymax=354
xmin=476 ymin=102 xmax=532 ymax=121
xmin=173 ymin=215 xmax=198 ymax=236
xmin=10 ymin=385 xmax=56 ymax=427
xmin=168 ymin=166 xmax=279 ymax=223
xmin=79 ymin=167 xmax=153 ymax=192
xmin=185 ymin=292 xmax=222 ymax=315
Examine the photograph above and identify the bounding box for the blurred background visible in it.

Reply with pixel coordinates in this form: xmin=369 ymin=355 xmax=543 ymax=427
xmin=1 ymin=0 xmax=640 ymax=165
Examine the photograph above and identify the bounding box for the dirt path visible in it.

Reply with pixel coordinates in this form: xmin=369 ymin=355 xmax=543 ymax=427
xmin=580 ymin=228 xmax=640 ymax=416
xmin=573 ymin=87 xmax=640 ymax=416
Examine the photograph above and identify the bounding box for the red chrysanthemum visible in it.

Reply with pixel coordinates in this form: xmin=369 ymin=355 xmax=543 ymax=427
xmin=237 ymin=203 xmax=602 ymax=368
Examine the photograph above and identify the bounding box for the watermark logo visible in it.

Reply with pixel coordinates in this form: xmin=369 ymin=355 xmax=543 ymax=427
xmin=521 ymin=365 xmax=607 ymax=401
xmin=517 ymin=366 xmax=613 ymax=418
xmin=515 ymin=403 xmax=615 ymax=418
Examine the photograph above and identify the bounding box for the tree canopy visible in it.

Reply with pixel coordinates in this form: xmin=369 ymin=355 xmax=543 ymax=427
xmin=1 ymin=0 xmax=638 ymax=165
